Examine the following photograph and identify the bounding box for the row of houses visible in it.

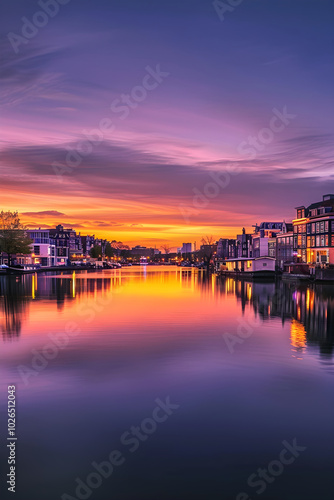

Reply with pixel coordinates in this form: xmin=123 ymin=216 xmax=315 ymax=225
xmin=0 ymin=224 xmax=163 ymax=268
xmin=0 ymin=225 xmax=121 ymax=267
xmin=216 ymin=194 xmax=334 ymax=271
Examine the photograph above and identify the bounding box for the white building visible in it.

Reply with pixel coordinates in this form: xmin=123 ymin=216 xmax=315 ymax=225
xmin=26 ymin=230 xmax=56 ymax=267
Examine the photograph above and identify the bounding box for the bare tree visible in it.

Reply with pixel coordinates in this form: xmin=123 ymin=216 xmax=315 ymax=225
xmin=161 ymin=244 xmax=171 ymax=263
xmin=200 ymin=235 xmax=216 ymax=271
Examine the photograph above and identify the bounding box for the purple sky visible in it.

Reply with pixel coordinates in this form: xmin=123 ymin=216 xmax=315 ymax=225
xmin=1 ymin=0 xmax=333 ymax=245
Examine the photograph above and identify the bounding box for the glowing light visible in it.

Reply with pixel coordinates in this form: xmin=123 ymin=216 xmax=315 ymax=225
xmin=290 ymin=319 xmax=307 ymax=352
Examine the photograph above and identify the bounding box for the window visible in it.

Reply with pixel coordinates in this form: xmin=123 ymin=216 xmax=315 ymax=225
xmin=311 ymin=236 xmax=316 ymax=247
xmin=307 ymin=237 xmax=311 ymax=248
xmin=316 ymin=236 xmax=320 ymax=247
xmin=325 ymin=235 xmax=329 ymax=247
xmin=307 ymin=224 xmax=311 ymax=234
xmin=320 ymin=235 xmax=325 ymax=247
xmin=332 ymin=236 xmax=334 ymax=247
xmin=320 ymin=222 xmax=325 ymax=232
xmin=302 ymin=235 xmax=306 ymax=248
xmin=325 ymin=221 xmax=329 ymax=232
xmin=316 ymin=223 xmax=320 ymax=233
xmin=294 ymin=225 xmax=298 ymax=234
xmin=312 ymin=223 xmax=316 ymax=233
xmin=332 ymin=221 xmax=334 ymax=231
xmin=33 ymin=246 xmax=40 ymax=255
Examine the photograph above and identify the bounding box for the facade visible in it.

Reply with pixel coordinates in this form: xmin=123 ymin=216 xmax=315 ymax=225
xmin=252 ymin=236 xmax=270 ymax=258
xmin=49 ymin=225 xmax=83 ymax=263
xmin=293 ymin=194 xmax=334 ymax=265
xmin=49 ymin=225 xmax=71 ymax=265
xmin=268 ymin=238 xmax=276 ymax=258
xmin=181 ymin=243 xmax=192 ymax=254
xmin=276 ymin=222 xmax=294 ymax=270
xmin=252 ymin=222 xmax=284 ymax=259
xmin=81 ymin=235 xmax=96 ymax=257
xmin=236 ymin=228 xmax=252 ymax=258
xmin=216 ymin=239 xmax=230 ymax=259
xmin=26 ymin=229 xmax=56 ymax=267
xmin=94 ymin=238 xmax=108 ymax=256
xmin=253 ymin=222 xmax=284 ymax=238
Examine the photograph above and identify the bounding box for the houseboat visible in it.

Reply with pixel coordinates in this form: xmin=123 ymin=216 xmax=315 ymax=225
xmin=219 ymin=257 xmax=276 ymax=279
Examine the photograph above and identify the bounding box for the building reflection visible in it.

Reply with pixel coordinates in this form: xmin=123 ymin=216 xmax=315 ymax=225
xmin=226 ymin=278 xmax=334 ymax=360
xmin=1 ymin=269 xmax=334 ymax=363
xmin=0 ymin=271 xmax=122 ymax=339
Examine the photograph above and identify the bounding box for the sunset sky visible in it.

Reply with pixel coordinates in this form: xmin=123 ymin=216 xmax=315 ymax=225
xmin=1 ymin=0 xmax=333 ymax=247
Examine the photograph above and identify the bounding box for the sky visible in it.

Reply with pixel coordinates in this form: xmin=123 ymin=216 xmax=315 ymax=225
xmin=1 ymin=0 xmax=333 ymax=247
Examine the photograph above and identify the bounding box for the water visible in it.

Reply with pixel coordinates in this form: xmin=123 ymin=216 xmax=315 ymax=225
xmin=0 ymin=267 xmax=333 ymax=500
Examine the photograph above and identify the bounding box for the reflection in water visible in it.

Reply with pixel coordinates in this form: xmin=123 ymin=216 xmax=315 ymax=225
xmin=0 ymin=269 xmax=334 ymax=361
xmin=230 ymin=278 xmax=334 ymax=361
xmin=1 ymin=267 xmax=334 ymax=500
xmin=0 ymin=276 xmax=31 ymax=340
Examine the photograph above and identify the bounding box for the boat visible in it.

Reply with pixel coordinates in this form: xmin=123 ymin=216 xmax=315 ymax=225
xmin=219 ymin=257 xmax=276 ymax=280
xmin=140 ymin=257 xmax=148 ymax=265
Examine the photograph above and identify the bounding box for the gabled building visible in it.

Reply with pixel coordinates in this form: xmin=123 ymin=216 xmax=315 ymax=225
xmin=49 ymin=225 xmax=83 ymax=263
xmin=236 ymin=228 xmax=252 ymax=258
xmin=293 ymin=194 xmax=334 ymax=265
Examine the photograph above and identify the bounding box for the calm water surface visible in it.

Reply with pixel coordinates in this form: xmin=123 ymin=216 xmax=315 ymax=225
xmin=0 ymin=267 xmax=333 ymax=500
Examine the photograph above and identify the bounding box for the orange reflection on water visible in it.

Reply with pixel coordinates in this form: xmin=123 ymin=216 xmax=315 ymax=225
xmin=290 ymin=318 xmax=307 ymax=358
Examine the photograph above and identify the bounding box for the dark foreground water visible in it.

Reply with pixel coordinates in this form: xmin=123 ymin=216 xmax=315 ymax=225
xmin=0 ymin=267 xmax=333 ymax=500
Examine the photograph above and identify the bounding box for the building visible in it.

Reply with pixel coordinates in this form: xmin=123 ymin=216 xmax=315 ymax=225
xmin=276 ymin=222 xmax=294 ymax=270
xmin=236 ymin=228 xmax=253 ymax=258
xmin=181 ymin=243 xmax=192 ymax=254
xmin=253 ymin=222 xmax=284 ymax=238
xmin=81 ymin=235 xmax=96 ymax=257
xmin=293 ymin=194 xmax=334 ymax=265
xmin=252 ymin=222 xmax=284 ymax=258
xmin=216 ymin=239 xmax=230 ymax=259
xmin=49 ymin=225 xmax=83 ymax=263
xmin=49 ymin=225 xmax=71 ymax=265
xmin=268 ymin=238 xmax=277 ymax=259
xmin=26 ymin=229 xmax=56 ymax=267
xmin=130 ymin=246 xmax=160 ymax=259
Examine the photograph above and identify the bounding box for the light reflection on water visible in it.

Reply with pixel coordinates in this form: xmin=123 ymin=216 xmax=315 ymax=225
xmin=0 ymin=267 xmax=333 ymax=500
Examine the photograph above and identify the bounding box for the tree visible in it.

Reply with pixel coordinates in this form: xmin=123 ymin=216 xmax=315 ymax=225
xmin=200 ymin=235 xmax=216 ymax=271
xmin=105 ymin=243 xmax=115 ymax=259
xmin=90 ymin=245 xmax=102 ymax=259
xmin=0 ymin=211 xmax=32 ymax=266
xmin=161 ymin=244 xmax=171 ymax=262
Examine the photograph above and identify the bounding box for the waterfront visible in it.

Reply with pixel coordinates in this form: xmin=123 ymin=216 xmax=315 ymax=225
xmin=0 ymin=267 xmax=334 ymax=500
